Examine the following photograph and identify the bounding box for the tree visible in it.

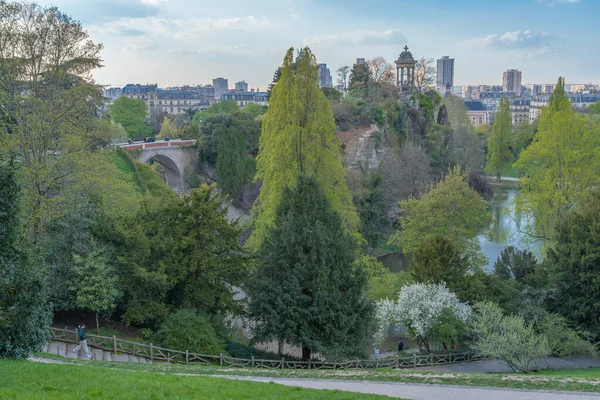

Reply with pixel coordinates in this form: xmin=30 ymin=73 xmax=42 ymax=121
xmin=322 ymin=87 xmax=342 ymax=103
xmin=514 ymin=77 xmax=600 ymax=239
xmin=157 ymin=116 xmax=182 ymax=139
xmin=547 ymin=190 xmax=600 ymax=336
xmin=71 ymin=247 xmax=119 ymax=335
xmin=374 ymin=283 xmax=471 ymax=352
xmin=108 ymin=97 xmax=153 ymax=139
xmin=588 ymin=101 xmax=600 ymax=115
xmin=366 ymin=57 xmax=394 ymax=84
xmin=242 ymin=103 xmax=267 ymax=116
xmin=349 ymin=62 xmax=370 ymax=95
xmin=249 ymin=47 xmax=360 ymax=249
xmin=247 ymin=176 xmax=371 ymax=361
xmin=354 ymin=169 xmax=388 ymax=247
xmin=514 ymin=119 xmax=537 ymax=155
xmin=0 ymin=2 xmax=121 ymax=243
xmin=336 ymin=65 xmax=350 ymax=92
xmin=470 ymin=302 xmax=551 ymax=372
xmin=486 ymin=98 xmax=514 ymax=182
xmin=266 ymin=67 xmax=282 ymax=102
xmin=156 ymin=309 xmax=224 ymax=355
xmin=193 ymin=100 xmax=240 ymax=124
xmin=0 ymin=156 xmax=51 ymax=358
xmin=118 ymin=185 xmax=247 ymax=324
xmin=413 ymin=57 xmax=436 ymax=93
xmin=410 ymin=235 xmax=475 ymax=302
xmin=442 ymin=95 xmax=485 ymax=171
xmin=389 ymin=166 xmax=491 ymax=264
xmin=216 ymin=116 xmax=255 ymax=201
xmin=358 ymin=255 xmax=412 ymax=301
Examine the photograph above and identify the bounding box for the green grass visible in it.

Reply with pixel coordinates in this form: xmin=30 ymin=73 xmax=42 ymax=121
xmin=0 ymin=359 xmax=395 ymax=400
xmin=500 ymin=161 xmax=520 ymax=179
xmin=531 ymin=367 xmax=600 ymax=378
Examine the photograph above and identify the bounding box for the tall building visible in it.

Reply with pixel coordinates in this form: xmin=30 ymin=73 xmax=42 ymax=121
xmin=436 ymin=56 xmax=454 ymax=92
xmin=235 ymin=81 xmax=248 ymax=92
xmin=502 ymin=69 xmax=522 ymax=94
xmin=104 ymin=87 xmax=122 ymax=99
xmin=212 ymin=77 xmax=229 ymax=100
xmin=355 ymin=58 xmax=366 ymax=65
xmin=317 ymin=63 xmax=333 ymax=88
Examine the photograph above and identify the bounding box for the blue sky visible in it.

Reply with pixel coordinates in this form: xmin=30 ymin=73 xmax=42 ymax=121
xmin=37 ymin=0 xmax=599 ymax=89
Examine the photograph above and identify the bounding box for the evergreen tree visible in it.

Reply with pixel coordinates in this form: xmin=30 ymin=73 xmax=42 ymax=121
xmin=485 ymin=97 xmax=514 ymax=182
xmin=247 ymin=175 xmax=371 ymax=360
xmin=349 ymin=62 xmax=370 ymax=96
xmin=249 ymin=47 xmax=359 ymax=249
xmin=216 ymin=116 xmax=255 ymax=201
xmin=0 ymin=156 xmax=50 ymax=358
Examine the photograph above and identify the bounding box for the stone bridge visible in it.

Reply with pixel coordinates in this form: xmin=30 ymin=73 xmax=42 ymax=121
xmin=118 ymin=139 xmax=198 ymax=190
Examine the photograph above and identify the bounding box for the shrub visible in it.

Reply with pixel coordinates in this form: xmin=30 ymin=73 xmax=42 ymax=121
xmin=470 ymin=302 xmax=551 ymax=372
xmin=156 ymin=309 xmax=224 ymax=355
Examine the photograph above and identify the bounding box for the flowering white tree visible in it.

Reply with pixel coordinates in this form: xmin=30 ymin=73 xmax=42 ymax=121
xmin=374 ymin=283 xmax=471 ymax=352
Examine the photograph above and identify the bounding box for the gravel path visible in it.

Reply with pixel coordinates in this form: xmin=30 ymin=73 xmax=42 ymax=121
xmin=219 ymin=376 xmax=600 ymax=400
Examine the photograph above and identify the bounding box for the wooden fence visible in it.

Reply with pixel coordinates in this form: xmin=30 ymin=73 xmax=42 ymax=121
xmin=49 ymin=327 xmax=486 ymax=369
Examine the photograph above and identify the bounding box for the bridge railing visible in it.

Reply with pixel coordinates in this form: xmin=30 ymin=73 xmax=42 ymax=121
xmin=117 ymin=139 xmax=196 ymax=151
xmin=49 ymin=327 xmax=486 ymax=369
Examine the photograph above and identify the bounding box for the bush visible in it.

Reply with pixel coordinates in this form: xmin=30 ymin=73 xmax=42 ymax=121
xmin=470 ymin=302 xmax=551 ymax=372
xmin=535 ymin=313 xmax=597 ymax=357
xmin=156 ymin=309 xmax=224 ymax=355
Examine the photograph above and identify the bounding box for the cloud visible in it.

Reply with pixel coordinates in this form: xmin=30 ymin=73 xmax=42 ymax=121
xmin=140 ymin=0 xmax=169 ymax=6
xmin=306 ymin=29 xmax=406 ymax=46
xmin=168 ymin=45 xmax=252 ymax=56
xmin=466 ymin=30 xmax=556 ymax=49
xmin=537 ymin=0 xmax=579 ymax=5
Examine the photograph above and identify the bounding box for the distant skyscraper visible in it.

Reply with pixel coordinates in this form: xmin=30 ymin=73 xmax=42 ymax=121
xmin=235 ymin=80 xmax=248 ymax=92
xmin=317 ymin=63 xmax=333 ymax=88
xmin=212 ymin=77 xmax=229 ymax=99
xmin=436 ymin=56 xmax=454 ymax=92
xmin=502 ymin=69 xmax=522 ymax=94
xmin=355 ymin=58 xmax=366 ymax=65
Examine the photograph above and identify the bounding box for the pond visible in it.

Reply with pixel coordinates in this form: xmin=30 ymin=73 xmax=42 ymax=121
xmin=378 ymin=183 xmax=541 ymax=272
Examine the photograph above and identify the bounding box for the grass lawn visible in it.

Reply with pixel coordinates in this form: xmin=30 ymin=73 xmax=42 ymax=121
xmin=531 ymin=367 xmax=600 ymax=378
xmin=34 ymin=353 xmax=600 ymax=394
xmin=500 ymin=161 xmax=521 ymax=179
xmin=0 ymin=359 xmax=395 ymax=400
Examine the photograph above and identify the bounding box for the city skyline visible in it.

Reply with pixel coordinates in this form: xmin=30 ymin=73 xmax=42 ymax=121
xmin=36 ymin=0 xmax=600 ymax=89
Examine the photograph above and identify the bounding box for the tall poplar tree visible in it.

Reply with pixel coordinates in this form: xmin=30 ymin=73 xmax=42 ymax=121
xmin=486 ymin=97 xmax=514 ymax=182
xmin=249 ymin=47 xmax=359 ymax=249
xmin=246 ymin=176 xmax=371 ymax=361
xmin=514 ymin=77 xmax=600 ymax=239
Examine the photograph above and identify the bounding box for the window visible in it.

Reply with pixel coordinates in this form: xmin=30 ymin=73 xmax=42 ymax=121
xmin=170 ymin=107 xmax=173 ymax=112
xmin=478 ymin=117 xmax=483 ymax=124
xmin=472 ymin=117 xmax=476 ymax=124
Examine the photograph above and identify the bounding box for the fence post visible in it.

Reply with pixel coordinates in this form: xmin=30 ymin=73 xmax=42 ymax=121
xmin=355 ymin=358 xmax=359 ymax=369
xmin=333 ymin=361 xmax=337 ymax=370
xmin=281 ymin=358 xmax=285 ymax=369
xmin=133 ymin=343 xmax=136 ymax=357
xmin=467 ymin=352 xmax=471 ymax=363
xmin=430 ymin=353 xmax=434 ymax=366
xmin=112 ymin=336 xmax=117 ymax=354
xmin=150 ymin=343 xmax=154 ymax=364
xmin=307 ymin=358 xmax=311 ymax=370
xmin=394 ymin=354 xmax=398 ymax=369
xmin=251 ymin=356 xmax=255 ymax=368
xmin=219 ymin=353 xmax=223 ymax=367
xmin=412 ymin=354 xmax=416 ymax=368
xmin=185 ymin=350 xmax=189 ymax=365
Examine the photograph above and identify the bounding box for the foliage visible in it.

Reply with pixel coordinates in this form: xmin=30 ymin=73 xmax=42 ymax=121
xmin=413 ymin=57 xmax=436 ymax=93
xmin=243 ymin=103 xmax=267 ymax=116
xmin=493 ymin=246 xmax=539 ymax=285
xmin=247 ymin=175 xmax=371 ymax=360
xmin=117 ymin=185 xmax=247 ymax=325
xmin=157 ymin=116 xmax=182 ymax=139
xmin=336 ymin=65 xmax=351 ymax=92
xmin=0 ymin=157 xmax=51 ymax=358
xmin=514 ymin=77 xmax=600 ymax=239
xmin=331 ymin=96 xmax=385 ymax=131
xmin=249 ymin=47 xmax=360 ymax=249
xmin=358 ymin=255 xmax=412 ymax=301
xmin=469 ymin=302 xmax=551 ymax=372
xmin=109 ymin=97 xmax=153 ymax=139
xmin=389 ymin=166 xmax=491 ymax=266
xmin=410 ymin=235 xmax=477 ymax=302
xmin=486 ymin=98 xmax=514 ymax=182
xmin=349 ymin=62 xmax=370 ymax=95
xmin=322 ymin=87 xmax=343 ymax=102
xmin=366 ymin=57 xmax=394 ymax=84
xmin=588 ymin=101 xmax=600 ymax=115
xmin=193 ymin=100 xmax=240 ymax=124
xmin=468 ymin=171 xmax=493 ymax=201
xmin=534 ymin=313 xmax=597 ymax=357
xmin=354 ymin=170 xmax=388 ymax=247
xmin=514 ymin=119 xmax=538 ymax=155
xmin=374 ymin=283 xmax=471 ymax=352
xmin=156 ymin=309 xmax=224 ymax=355
xmin=547 ymin=190 xmax=600 ymax=337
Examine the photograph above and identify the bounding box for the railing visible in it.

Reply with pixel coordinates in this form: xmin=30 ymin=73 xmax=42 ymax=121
xmin=117 ymin=139 xmax=196 ymax=151
xmin=49 ymin=327 xmax=486 ymax=369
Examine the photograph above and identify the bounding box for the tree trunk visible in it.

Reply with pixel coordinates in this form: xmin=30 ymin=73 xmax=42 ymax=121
xmin=496 ymin=172 xmax=501 ymax=183
xmin=95 ymin=313 xmax=100 ymax=336
xmin=301 ymin=346 xmax=311 ymax=362
xmin=277 ymin=340 xmax=284 ymax=356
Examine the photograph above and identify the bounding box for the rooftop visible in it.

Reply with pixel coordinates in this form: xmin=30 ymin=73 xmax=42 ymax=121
xmin=464 ymin=101 xmax=487 ymax=112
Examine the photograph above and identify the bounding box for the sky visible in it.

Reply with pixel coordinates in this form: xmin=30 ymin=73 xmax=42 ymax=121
xmin=36 ymin=0 xmax=600 ymax=90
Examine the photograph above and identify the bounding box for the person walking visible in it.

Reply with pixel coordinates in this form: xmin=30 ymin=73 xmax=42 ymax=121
xmin=72 ymin=324 xmax=90 ymax=358
xmin=373 ymin=347 xmax=379 ymax=361
xmin=398 ymin=338 xmax=404 ymax=352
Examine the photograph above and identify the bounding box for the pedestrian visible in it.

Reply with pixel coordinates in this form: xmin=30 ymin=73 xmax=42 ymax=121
xmin=72 ymin=324 xmax=90 ymax=358
xmin=398 ymin=338 xmax=404 ymax=352
xmin=373 ymin=347 xmax=379 ymax=360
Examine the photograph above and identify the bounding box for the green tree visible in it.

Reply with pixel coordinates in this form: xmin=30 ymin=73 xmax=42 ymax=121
xmin=266 ymin=67 xmax=282 ymax=102
xmin=193 ymin=100 xmax=240 ymax=124
xmin=410 ymin=235 xmax=475 ymax=302
xmin=389 ymin=166 xmax=491 ymax=265
xmin=71 ymin=247 xmax=119 ymax=335
xmin=514 ymin=119 xmax=538 ymax=155
xmin=322 ymin=87 xmax=343 ymax=102
xmin=514 ymin=77 xmax=600 ymax=239
xmin=157 ymin=116 xmax=182 ymax=139
xmin=118 ymin=185 xmax=247 ymax=325
xmin=547 ymin=190 xmax=600 ymax=336
xmin=348 ymin=62 xmax=370 ymax=96
xmin=588 ymin=101 xmax=600 ymax=115
xmin=156 ymin=309 xmax=224 ymax=355
xmin=247 ymin=176 xmax=371 ymax=361
xmin=485 ymin=97 xmax=514 ymax=182
xmin=216 ymin=117 xmax=255 ymax=201
xmin=0 ymin=156 xmax=51 ymax=358
xmin=108 ymin=97 xmax=153 ymax=139
xmin=242 ymin=103 xmax=267 ymax=116
xmin=358 ymin=255 xmax=412 ymax=301
xmin=249 ymin=47 xmax=359 ymax=249
xmin=354 ymin=170 xmax=388 ymax=247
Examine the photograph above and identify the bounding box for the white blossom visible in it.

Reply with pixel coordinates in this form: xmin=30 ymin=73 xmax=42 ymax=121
xmin=373 ymin=283 xmax=471 ymax=347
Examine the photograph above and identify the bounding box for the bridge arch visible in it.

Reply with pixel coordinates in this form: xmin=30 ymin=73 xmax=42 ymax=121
xmin=139 ymin=153 xmax=183 ymax=189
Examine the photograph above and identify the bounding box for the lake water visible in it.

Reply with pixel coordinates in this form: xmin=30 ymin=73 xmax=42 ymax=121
xmin=379 ymin=183 xmax=540 ymax=272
